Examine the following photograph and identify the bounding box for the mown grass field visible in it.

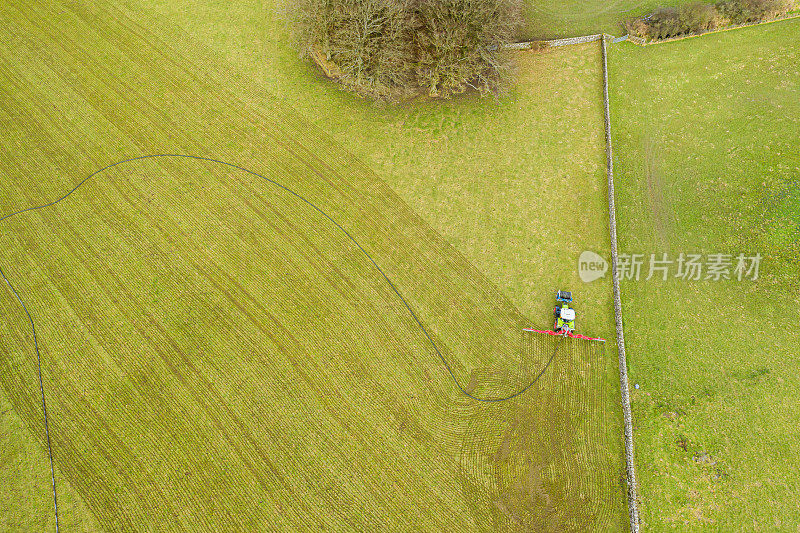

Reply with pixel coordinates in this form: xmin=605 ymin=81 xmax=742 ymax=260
xmin=107 ymin=2 xmax=631 ymax=521
xmin=609 ymin=18 xmax=800 ymax=529
xmin=0 ymin=0 xmax=625 ymax=530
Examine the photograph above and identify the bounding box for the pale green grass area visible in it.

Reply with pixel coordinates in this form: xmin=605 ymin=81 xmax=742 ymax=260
xmin=116 ymin=0 xmax=616 ymax=341
xmin=1 ymin=0 xmax=624 ymax=529
xmin=609 ymin=19 xmax=800 ymax=529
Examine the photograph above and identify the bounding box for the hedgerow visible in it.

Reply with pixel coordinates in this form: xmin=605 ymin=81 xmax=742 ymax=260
xmin=625 ymin=0 xmax=795 ymax=41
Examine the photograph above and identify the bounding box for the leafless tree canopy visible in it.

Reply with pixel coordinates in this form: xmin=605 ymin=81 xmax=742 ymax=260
xmin=294 ymin=0 xmax=522 ymax=101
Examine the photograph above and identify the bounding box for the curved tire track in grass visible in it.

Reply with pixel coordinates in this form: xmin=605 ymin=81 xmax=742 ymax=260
xmin=0 ymin=153 xmax=564 ymax=530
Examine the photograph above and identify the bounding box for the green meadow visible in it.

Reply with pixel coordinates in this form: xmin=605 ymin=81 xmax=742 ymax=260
xmin=609 ymin=18 xmax=800 ymax=529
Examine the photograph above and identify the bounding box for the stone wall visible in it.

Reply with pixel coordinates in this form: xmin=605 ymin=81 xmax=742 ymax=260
xmin=546 ymin=34 xmax=602 ymax=46
xmin=601 ymin=34 xmax=641 ymax=533
xmin=502 ymin=34 xmax=602 ymax=50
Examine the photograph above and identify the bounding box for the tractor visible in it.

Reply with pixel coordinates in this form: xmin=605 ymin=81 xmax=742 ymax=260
xmin=553 ymin=290 xmax=575 ymax=336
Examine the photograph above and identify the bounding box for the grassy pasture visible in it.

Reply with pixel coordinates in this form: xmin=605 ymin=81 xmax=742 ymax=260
xmin=114 ymin=0 xmax=618 ymax=338
xmin=0 ymin=392 xmax=99 ymax=532
xmin=107 ymin=3 xmax=633 ymax=522
xmin=0 ymin=0 xmax=624 ymax=530
xmin=609 ymin=19 xmax=800 ymax=529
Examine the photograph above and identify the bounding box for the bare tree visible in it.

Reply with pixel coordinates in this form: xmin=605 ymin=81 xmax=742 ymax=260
xmin=293 ymin=0 xmax=522 ymax=101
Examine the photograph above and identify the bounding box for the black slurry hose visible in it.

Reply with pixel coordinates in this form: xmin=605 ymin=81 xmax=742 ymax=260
xmin=0 ymin=153 xmax=566 ymax=531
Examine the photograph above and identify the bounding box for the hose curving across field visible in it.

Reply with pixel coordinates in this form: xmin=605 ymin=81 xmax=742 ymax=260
xmin=0 ymin=153 xmax=567 ymax=531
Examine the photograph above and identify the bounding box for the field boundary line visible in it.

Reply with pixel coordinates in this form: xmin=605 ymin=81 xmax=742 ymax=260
xmin=601 ymin=35 xmax=640 ymax=532
xmin=503 ymin=34 xmax=601 ymax=49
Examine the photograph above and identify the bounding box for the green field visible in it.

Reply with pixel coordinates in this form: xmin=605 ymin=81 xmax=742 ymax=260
xmin=111 ymin=0 xmax=618 ymax=331
xmin=0 ymin=1 xmax=626 ymax=530
xmin=609 ymin=18 xmax=800 ymax=528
